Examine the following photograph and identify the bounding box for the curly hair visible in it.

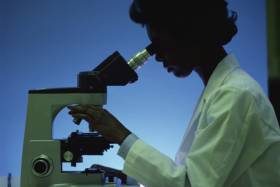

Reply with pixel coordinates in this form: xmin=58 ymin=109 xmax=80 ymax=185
xmin=129 ymin=0 xmax=238 ymax=46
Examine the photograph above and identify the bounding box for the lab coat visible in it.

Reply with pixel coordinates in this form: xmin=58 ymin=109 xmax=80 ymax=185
xmin=119 ymin=54 xmax=280 ymax=187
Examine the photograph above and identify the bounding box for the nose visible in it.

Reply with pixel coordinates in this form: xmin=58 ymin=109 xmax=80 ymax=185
xmin=154 ymin=47 xmax=165 ymax=62
xmin=151 ymin=41 xmax=166 ymax=63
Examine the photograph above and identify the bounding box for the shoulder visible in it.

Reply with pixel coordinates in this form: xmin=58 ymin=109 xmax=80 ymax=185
xmin=206 ymin=67 xmax=275 ymax=122
xmin=209 ymin=67 xmax=267 ymax=103
xmin=220 ymin=68 xmax=270 ymax=109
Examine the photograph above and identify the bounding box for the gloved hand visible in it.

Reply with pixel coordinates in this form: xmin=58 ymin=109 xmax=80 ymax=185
xmin=68 ymin=105 xmax=131 ymax=145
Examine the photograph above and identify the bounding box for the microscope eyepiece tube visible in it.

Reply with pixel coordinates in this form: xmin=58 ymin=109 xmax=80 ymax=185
xmin=128 ymin=43 xmax=155 ymax=70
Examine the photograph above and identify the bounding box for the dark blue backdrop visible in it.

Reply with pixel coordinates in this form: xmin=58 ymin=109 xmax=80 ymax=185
xmin=0 ymin=0 xmax=267 ymax=176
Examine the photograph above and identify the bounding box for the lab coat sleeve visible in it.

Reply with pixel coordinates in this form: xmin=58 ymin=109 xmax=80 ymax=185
xmin=118 ymin=133 xmax=139 ymax=159
xmin=186 ymin=86 xmax=257 ymax=187
xmin=122 ymin=139 xmax=191 ymax=187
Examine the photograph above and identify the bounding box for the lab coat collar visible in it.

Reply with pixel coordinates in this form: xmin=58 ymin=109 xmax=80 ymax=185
xmin=201 ymin=54 xmax=240 ymax=101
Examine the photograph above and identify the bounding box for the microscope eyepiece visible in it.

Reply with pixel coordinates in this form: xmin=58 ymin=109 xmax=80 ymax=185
xmin=127 ymin=43 xmax=155 ymax=70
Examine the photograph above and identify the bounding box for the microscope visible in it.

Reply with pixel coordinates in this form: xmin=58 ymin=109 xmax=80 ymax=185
xmin=20 ymin=44 xmax=154 ymax=187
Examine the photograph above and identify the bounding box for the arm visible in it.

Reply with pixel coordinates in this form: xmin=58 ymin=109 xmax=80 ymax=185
xmin=118 ymin=87 xmax=257 ymax=187
xmin=67 ymin=87 xmax=257 ymax=187
xmin=68 ymin=106 xmax=192 ymax=187
xmin=119 ymin=137 xmax=191 ymax=187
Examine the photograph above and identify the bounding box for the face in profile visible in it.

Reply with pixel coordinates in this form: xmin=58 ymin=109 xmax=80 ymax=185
xmin=146 ymin=24 xmax=203 ymax=78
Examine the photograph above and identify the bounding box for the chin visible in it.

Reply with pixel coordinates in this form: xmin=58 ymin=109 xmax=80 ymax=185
xmin=174 ymin=69 xmax=193 ymax=78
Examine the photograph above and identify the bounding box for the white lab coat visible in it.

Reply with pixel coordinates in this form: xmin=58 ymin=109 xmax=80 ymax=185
xmin=121 ymin=54 xmax=280 ymax=187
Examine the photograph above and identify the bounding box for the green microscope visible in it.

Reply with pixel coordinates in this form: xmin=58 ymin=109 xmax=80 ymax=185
xmin=20 ymin=44 xmax=154 ymax=187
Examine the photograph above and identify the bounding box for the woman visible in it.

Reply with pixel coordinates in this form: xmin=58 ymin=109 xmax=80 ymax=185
xmin=69 ymin=1 xmax=280 ymax=186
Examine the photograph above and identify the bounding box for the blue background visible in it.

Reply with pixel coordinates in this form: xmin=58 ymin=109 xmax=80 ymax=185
xmin=0 ymin=0 xmax=267 ymax=176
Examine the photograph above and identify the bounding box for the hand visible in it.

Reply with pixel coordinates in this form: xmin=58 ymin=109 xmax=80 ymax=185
xmin=91 ymin=164 xmax=138 ymax=185
xmin=91 ymin=164 xmax=128 ymax=184
xmin=68 ymin=105 xmax=131 ymax=145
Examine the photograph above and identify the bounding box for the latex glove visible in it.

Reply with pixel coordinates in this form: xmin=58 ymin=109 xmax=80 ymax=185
xmin=68 ymin=105 xmax=131 ymax=145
